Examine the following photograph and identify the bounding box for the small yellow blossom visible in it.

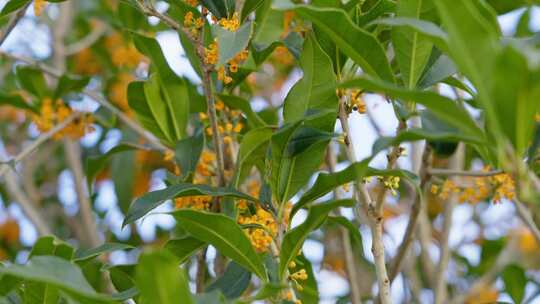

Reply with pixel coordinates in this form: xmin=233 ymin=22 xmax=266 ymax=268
xmin=218 ymin=12 xmax=240 ymax=31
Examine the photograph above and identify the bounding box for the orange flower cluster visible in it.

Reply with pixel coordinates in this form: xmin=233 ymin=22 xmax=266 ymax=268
xmin=350 ymin=89 xmax=366 ymax=113
xmin=238 ymin=206 xmax=277 ymax=252
xmin=175 ymin=195 xmax=212 ymax=210
xmin=109 ymin=73 xmax=135 ymax=113
xmin=105 ymin=33 xmax=144 ymax=68
xmin=74 ymin=48 xmax=102 ymax=75
xmin=516 ymin=228 xmax=539 ymax=253
xmin=218 ymin=49 xmax=249 ymax=84
xmin=202 ymin=100 xmax=244 ymax=144
xmin=0 ymin=219 xmax=20 ymax=246
xmin=204 ymin=41 xmax=219 ymax=65
xmin=218 ymin=13 xmax=240 ymax=31
xmin=183 ymin=11 xmax=205 ymax=37
xmin=32 ymin=98 xmax=94 ymax=140
xmin=431 ymin=169 xmax=515 ymax=204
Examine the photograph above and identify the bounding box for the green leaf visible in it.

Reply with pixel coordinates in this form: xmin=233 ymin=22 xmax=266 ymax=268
xmin=0 ymin=256 xmax=112 ymax=303
xmin=143 ymin=73 xmax=176 ymax=143
xmin=274 ymin=4 xmax=394 ymax=82
xmin=283 ymin=34 xmax=338 ymax=123
xmin=171 ymin=209 xmax=267 ymax=280
xmin=391 ymin=0 xmax=436 ymax=88
xmin=218 ymin=94 xmax=266 ymax=128
xmin=175 ymin=131 xmax=205 ymax=182
xmin=290 ymin=255 xmax=318 ymax=304
xmin=29 ymin=236 xmax=74 ymax=260
xmin=164 ymin=237 xmax=205 ymax=263
xmin=234 ymin=127 xmax=274 ymax=186
xmin=489 ymin=46 xmax=540 ymax=156
xmin=432 ymin=0 xmax=500 ymax=124
xmin=0 ymin=92 xmax=37 ymax=112
xmin=74 ymin=243 xmax=134 ymax=262
xmin=279 ymin=199 xmax=354 ymax=278
xmin=132 ymin=32 xmax=189 ymax=140
xmin=354 ymin=0 xmax=396 ymax=27
xmin=418 ymin=53 xmax=456 ymax=89
xmin=123 ymin=183 xmax=257 ymax=226
xmin=207 ymin=262 xmax=251 ymax=299
xmin=0 ymin=0 xmax=30 ymax=17
xmin=214 ymin=21 xmax=253 ymax=65
xmin=15 ymin=66 xmax=49 ymax=99
xmin=340 ymin=77 xmax=485 ymax=142
xmin=85 ymin=143 xmax=141 ymax=192
xmin=135 ymin=250 xmax=194 ymax=304
xmin=293 ymin=160 xmax=418 ymax=216
xmin=128 ymin=81 xmax=169 ymax=144
xmin=372 ymin=17 xmax=448 ymax=52
xmin=201 ymin=0 xmax=235 ymax=19
xmin=502 ymin=264 xmax=527 ymax=304
xmin=241 ymin=0 xmax=266 ymax=20
xmin=53 ymin=74 xmax=90 ymax=99
xmin=271 ymin=112 xmax=334 ymax=204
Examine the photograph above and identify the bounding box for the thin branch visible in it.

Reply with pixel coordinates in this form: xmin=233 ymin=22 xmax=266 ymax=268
xmin=64 ymin=21 xmax=108 ymax=56
xmin=4 ymin=169 xmax=52 ymax=236
xmin=0 ymin=2 xmax=31 ymax=46
xmin=434 ymin=144 xmax=464 ymax=304
xmin=0 ymin=50 xmax=168 ymax=152
xmin=514 ymin=199 xmax=540 ymax=244
xmin=326 ymin=147 xmax=362 ymax=304
xmin=338 ymin=100 xmax=391 ymax=304
xmin=388 ymin=145 xmax=431 ymax=281
xmin=428 ymin=168 xmax=503 ymax=177
xmin=0 ymin=113 xmax=82 ymax=179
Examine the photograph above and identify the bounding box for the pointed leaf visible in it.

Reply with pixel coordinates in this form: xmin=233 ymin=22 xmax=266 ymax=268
xmin=171 ymin=209 xmax=267 ymax=280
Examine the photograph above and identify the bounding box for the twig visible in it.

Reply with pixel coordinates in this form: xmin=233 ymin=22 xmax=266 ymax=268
xmin=514 ymin=199 xmax=540 ymax=244
xmin=0 ymin=2 xmax=31 ymax=46
xmin=388 ymin=145 xmax=431 ymax=281
xmin=434 ymin=144 xmax=464 ymax=304
xmin=428 ymin=168 xmax=503 ymax=177
xmin=326 ymin=147 xmax=362 ymax=304
xmin=3 ymin=168 xmax=52 ymax=236
xmin=338 ymin=99 xmax=392 ymax=304
xmin=0 ymin=50 xmax=168 ymax=152
xmin=64 ymin=21 xmax=108 ymax=56
xmin=0 ymin=113 xmax=81 ymax=179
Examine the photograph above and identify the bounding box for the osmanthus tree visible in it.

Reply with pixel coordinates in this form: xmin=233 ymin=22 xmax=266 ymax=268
xmin=0 ymin=0 xmax=539 ymax=303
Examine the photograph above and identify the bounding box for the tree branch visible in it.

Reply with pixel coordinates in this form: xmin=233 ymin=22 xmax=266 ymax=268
xmin=0 ymin=2 xmax=31 ymax=46
xmin=434 ymin=144 xmax=464 ymax=304
xmin=514 ymin=199 xmax=540 ymax=244
xmin=0 ymin=50 xmax=168 ymax=152
xmin=338 ymin=99 xmax=392 ymax=304
xmin=0 ymin=113 xmax=81 ymax=179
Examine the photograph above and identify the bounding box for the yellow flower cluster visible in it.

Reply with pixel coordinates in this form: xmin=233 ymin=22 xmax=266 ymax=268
xmin=174 ymin=195 xmax=212 ymax=210
xmin=185 ymin=0 xmax=198 ymax=7
xmin=218 ymin=12 xmax=240 ymax=31
xmin=74 ymin=48 xmax=102 ymax=75
xmin=464 ymin=284 xmax=498 ymax=304
xmin=32 ymin=98 xmax=94 ymax=140
xmin=379 ymin=176 xmax=400 ymax=195
xmin=350 ymin=89 xmax=366 ymax=113
xmin=183 ymin=11 xmax=205 ymax=37
xmin=516 ymin=228 xmax=539 ymax=253
xmin=202 ymin=100 xmax=244 ymax=143
xmin=218 ymin=49 xmax=249 ymax=84
xmin=34 ymin=0 xmax=47 ymax=16
xmin=105 ymin=33 xmax=144 ymax=68
xmin=238 ymin=206 xmax=277 ymax=252
xmin=431 ymin=170 xmax=515 ymax=204
xmin=204 ymin=41 xmax=219 ymax=65
xmin=163 ymin=149 xmax=181 ymax=176
xmin=108 ymin=72 xmax=135 ymax=113
xmin=195 ymin=150 xmax=216 ymax=180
